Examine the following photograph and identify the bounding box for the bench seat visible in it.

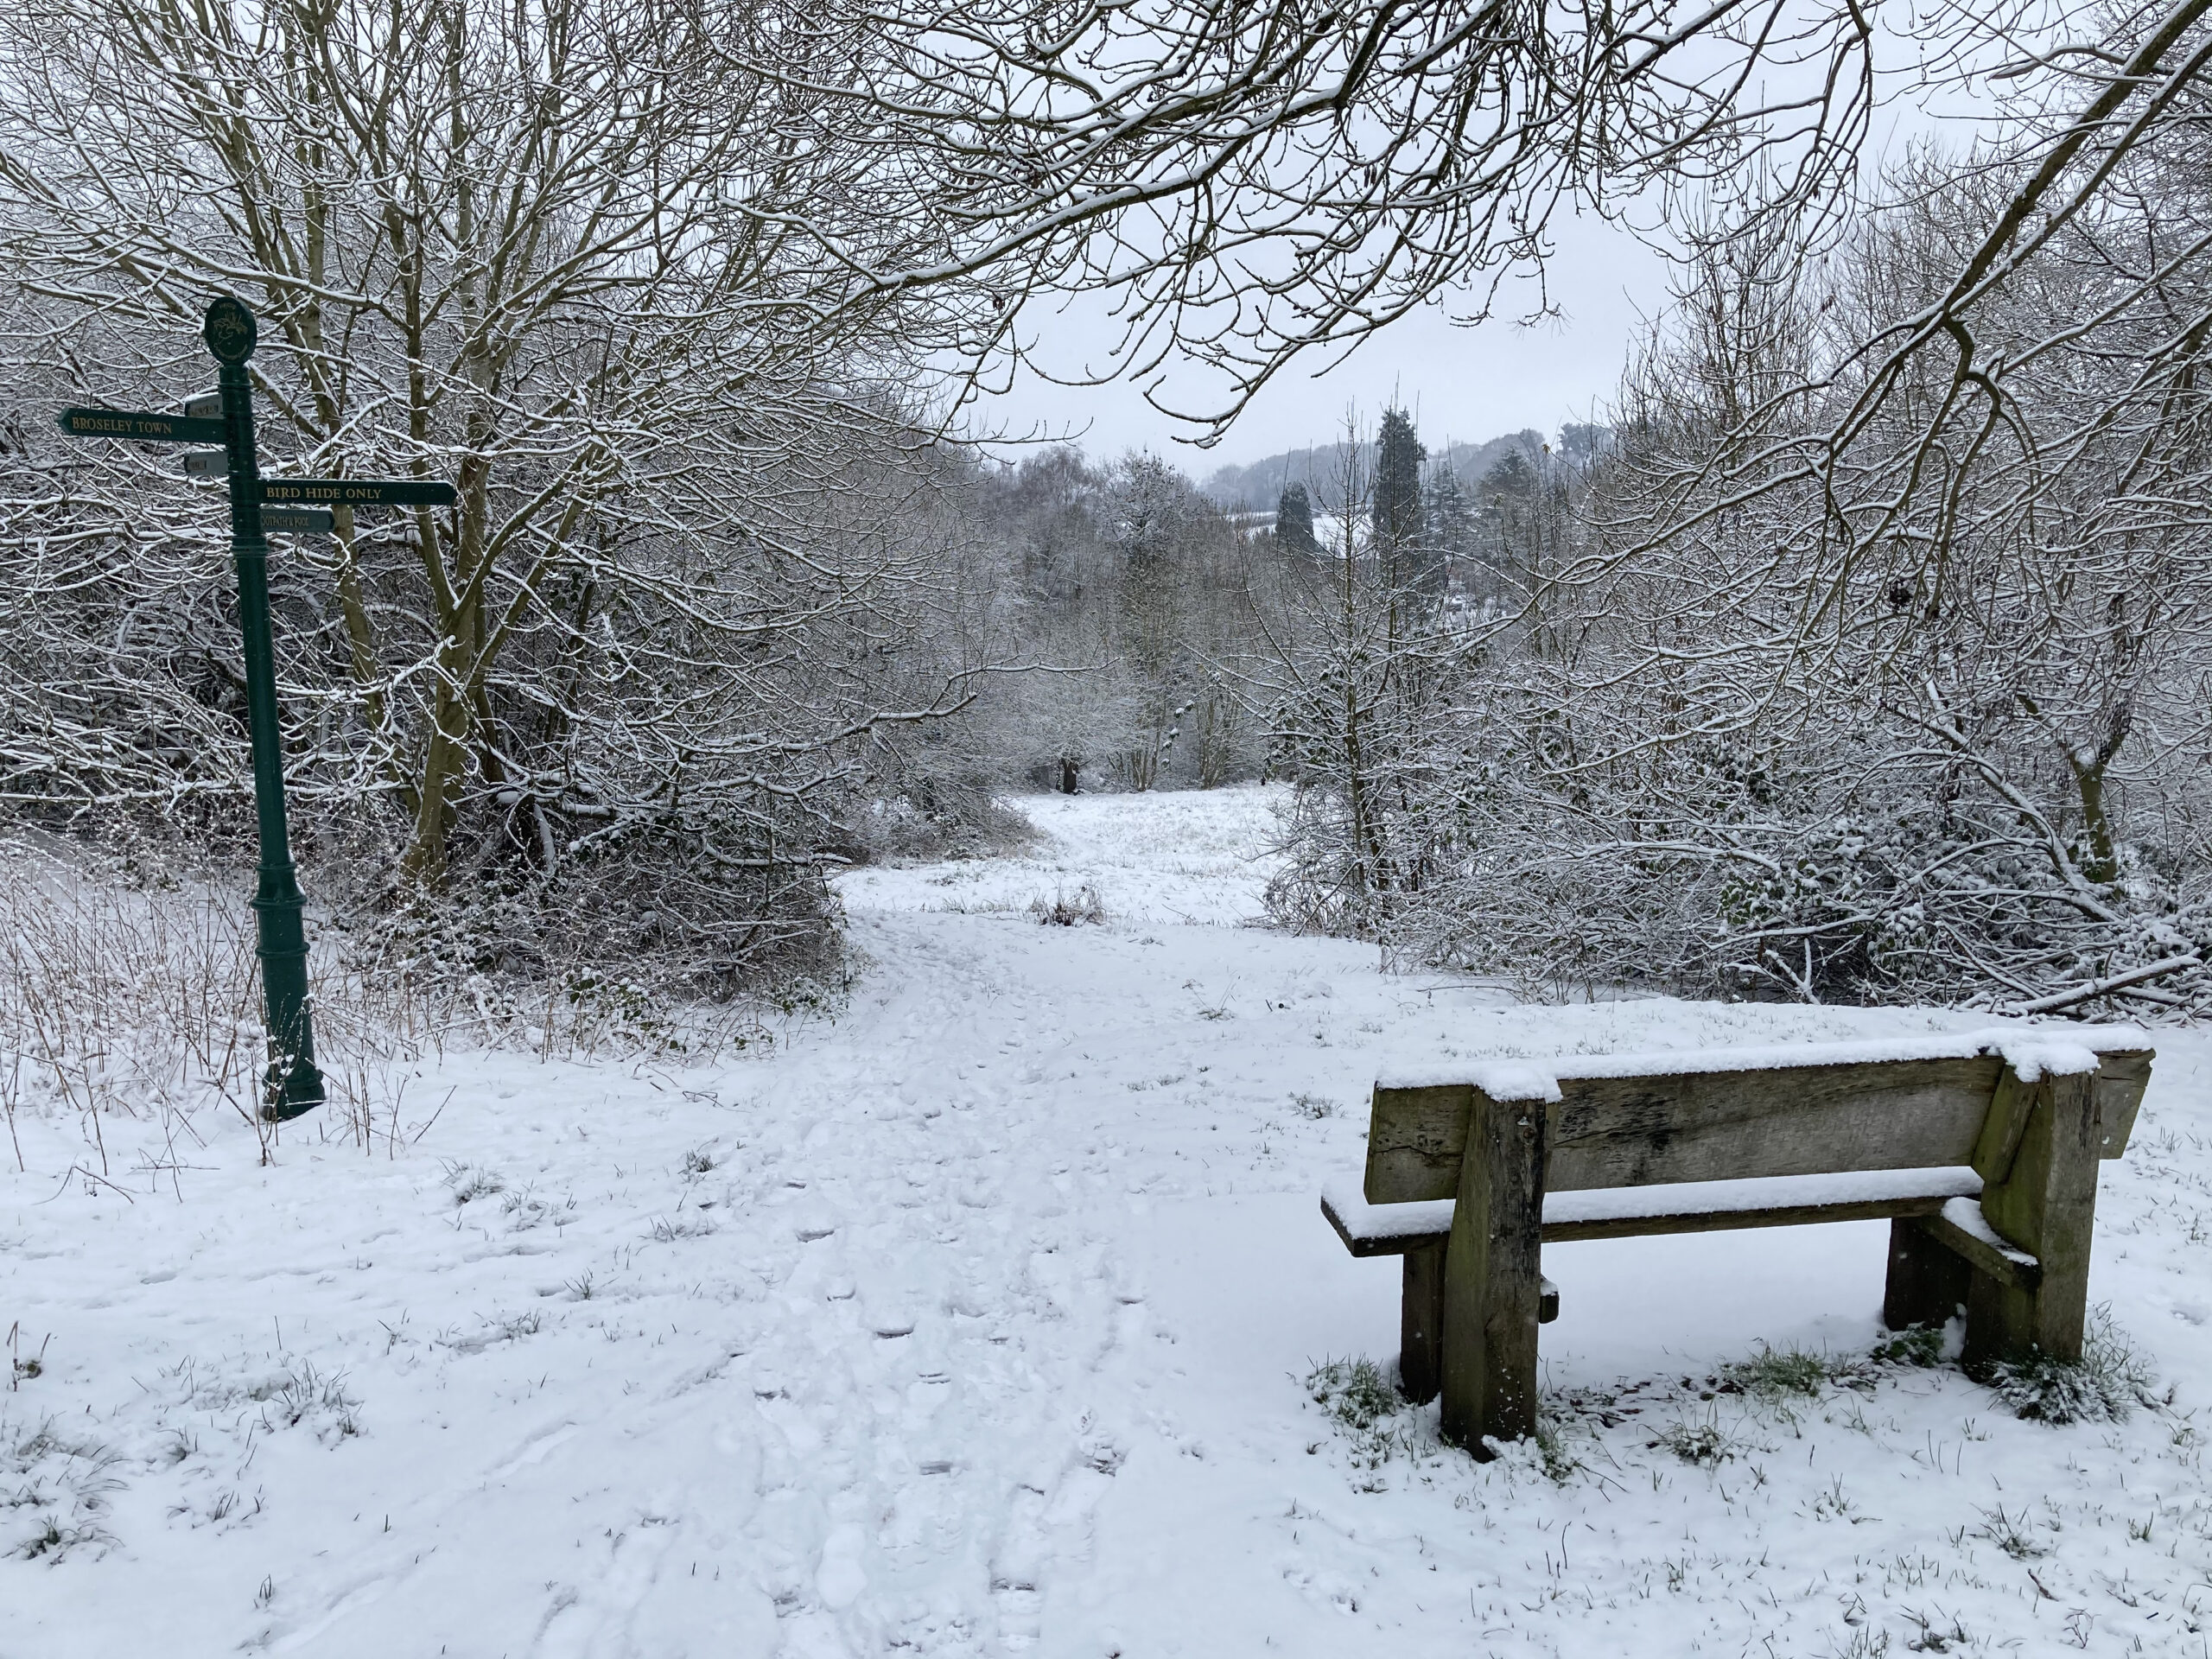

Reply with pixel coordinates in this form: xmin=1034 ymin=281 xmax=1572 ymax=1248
xmin=1323 ymin=1166 xmax=1990 ymax=1254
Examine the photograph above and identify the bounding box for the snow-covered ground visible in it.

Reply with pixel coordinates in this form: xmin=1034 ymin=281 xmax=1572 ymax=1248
xmin=6 ymin=785 xmax=2212 ymax=1656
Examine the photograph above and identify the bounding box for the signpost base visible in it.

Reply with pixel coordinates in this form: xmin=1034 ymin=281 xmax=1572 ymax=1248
xmin=264 ymin=1063 xmax=327 ymax=1122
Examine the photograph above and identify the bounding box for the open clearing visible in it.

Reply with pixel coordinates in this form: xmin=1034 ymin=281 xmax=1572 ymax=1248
xmin=5 ymin=785 xmax=2210 ymax=1656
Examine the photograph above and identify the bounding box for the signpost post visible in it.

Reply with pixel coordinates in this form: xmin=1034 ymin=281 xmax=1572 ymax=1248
xmin=202 ymin=295 xmax=328 ymax=1121
xmin=56 ymin=296 xmax=456 ymax=1121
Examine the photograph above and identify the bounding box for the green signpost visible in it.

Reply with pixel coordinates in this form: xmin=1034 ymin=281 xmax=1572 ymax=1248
xmin=56 ymin=296 xmax=454 ymax=1122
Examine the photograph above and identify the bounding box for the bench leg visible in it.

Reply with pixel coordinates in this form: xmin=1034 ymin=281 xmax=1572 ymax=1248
xmin=1440 ymin=1090 xmax=1548 ymax=1454
xmin=1883 ymin=1216 xmax=1970 ymax=1332
xmin=1400 ymin=1243 xmax=1446 ymax=1404
xmin=1966 ymin=1072 xmax=2100 ymax=1367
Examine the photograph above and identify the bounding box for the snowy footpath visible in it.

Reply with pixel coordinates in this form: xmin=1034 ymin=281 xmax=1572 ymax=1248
xmin=7 ymin=785 xmax=2212 ymax=1656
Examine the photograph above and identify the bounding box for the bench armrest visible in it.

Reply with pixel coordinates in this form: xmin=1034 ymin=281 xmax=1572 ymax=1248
xmin=1320 ymin=1181 xmax=1453 ymax=1257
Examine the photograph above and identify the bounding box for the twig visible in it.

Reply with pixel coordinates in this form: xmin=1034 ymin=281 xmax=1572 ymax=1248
xmin=411 ymin=1086 xmax=456 ymax=1145
xmin=2003 ymin=955 xmax=2201 ymax=1017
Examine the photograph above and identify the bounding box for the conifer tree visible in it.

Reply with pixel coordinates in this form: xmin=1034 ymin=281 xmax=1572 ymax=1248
xmin=1274 ymin=482 xmax=1320 ymax=557
xmin=1372 ymin=410 xmax=1425 ymax=561
xmin=1373 ymin=408 xmax=1440 ymax=597
xmin=1423 ymin=466 xmax=1475 ymax=605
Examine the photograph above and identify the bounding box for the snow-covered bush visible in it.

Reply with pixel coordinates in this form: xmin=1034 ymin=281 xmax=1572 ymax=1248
xmin=0 ymin=832 xmax=784 ymax=1158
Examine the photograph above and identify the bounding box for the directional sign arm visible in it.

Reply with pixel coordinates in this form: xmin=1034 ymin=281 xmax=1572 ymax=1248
xmin=257 ymin=477 xmax=457 ymax=508
xmin=58 ymin=407 xmax=227 ymax=444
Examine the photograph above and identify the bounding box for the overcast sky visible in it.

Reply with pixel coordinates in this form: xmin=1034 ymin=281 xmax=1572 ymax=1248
xmin=969 ymin=205 xmax=1675 ymax=474
xmin=963 ymin=32 xmax=1989 ymax=479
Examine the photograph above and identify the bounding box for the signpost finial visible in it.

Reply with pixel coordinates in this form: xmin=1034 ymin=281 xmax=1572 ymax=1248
xmin=203 ymin=295 xmax=257 ymax=365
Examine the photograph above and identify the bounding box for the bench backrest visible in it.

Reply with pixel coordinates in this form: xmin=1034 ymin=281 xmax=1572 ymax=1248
xmin=1364 ymin=1039 xmax=2153 ymax=1206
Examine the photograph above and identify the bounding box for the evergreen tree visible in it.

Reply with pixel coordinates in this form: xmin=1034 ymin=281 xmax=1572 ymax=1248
xmin=1372 ymin=408 xmax=1427 ymax=572
xmin=1559 ymin=423 xmax=1611 ymax=466
xmin=1375 ymin=406 xmax=1446 ymax=600
xmin=1274 ymin=481 xmax=1320 ymax=556
xmin=1423 ymin=466 xmax=1475 ymax=602
xmin=1112 ymin=450 xmax=1188 ymax=575
xmin=1478 ymin=446 xmax=1539 ymax=575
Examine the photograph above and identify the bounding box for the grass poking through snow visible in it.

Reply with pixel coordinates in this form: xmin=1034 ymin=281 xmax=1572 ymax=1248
xmin=1029 ymin=884 xmax=1106 ymax=926
xmin=1302 ymin=1313 xmax=2171 ymax=1502
xmin=1975 ymin=1308 xmax=2163 ymax=1424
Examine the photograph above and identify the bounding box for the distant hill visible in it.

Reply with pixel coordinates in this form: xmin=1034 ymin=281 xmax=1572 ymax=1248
xmin=1200 ymin=429 xmax=1549 ymax=513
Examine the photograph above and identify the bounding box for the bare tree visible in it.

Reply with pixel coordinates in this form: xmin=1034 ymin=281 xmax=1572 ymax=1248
xmin=0 ymin=0 xmax=997 ymax=982
xmin=805 ymin=0 xmax=1892 ymax=439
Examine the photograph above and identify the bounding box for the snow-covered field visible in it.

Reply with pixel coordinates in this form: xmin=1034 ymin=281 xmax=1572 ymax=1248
xmin=6 ymin=785 xmax=2212 ymax=1656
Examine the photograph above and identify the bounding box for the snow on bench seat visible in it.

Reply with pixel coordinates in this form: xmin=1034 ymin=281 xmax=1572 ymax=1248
xmin=1322 ymin=1165 xmax=1986 ymax=1256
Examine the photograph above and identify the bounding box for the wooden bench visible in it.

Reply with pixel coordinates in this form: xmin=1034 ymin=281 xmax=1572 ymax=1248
xmin=1319 ymin=1029 xmax=2153 ymax=1452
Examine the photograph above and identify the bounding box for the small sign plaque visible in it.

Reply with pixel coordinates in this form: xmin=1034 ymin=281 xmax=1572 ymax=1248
xmin=260 ymin=507 xmax=336 ymax=535
xmin=182 ymin=449 xmax=227 ymax=476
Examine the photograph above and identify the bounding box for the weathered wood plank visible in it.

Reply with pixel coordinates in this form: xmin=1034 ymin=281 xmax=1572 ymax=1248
xmin=1363 ymin=1083 xmax=1471 ymax=1205
xmin=1972 ymin=1051 xmax=2152 ymax=1173
xmin=1367 ymin=1056 xmax=2012 ymax=1205
xmin=1399 ymin=1243 xmax=1446 ymax=1405
xmin=1332 ymin=1171 xmax=1982 ymax=1251
xmin=1971 ymin=1065 xmax=2032 ymax=1184
xmin=1968 ymin=1073 xmax=2101 ymax=1364
xmin=1321 ymin=1187 xmax=1440 ymax=1258
xmin=1398 ymin=1249 xmax=1552 ymax=1407
xmin=1440 ymin=1090 xmax=1547 ymax=1452
xmin=1884 ymin=1216 xmax=1974 ymax=1330
xmin=1908 ymin=1208 xmax=2040 ymax=1296
xmin=1545 ymin=1056 xmax=2005 ymax=1192
xmin=1540 ymin=1190 xmax=1961 ymax=1243
xmin=1362 ymin=1052 xmax=2158 ymax=1211
xmin=1332 ymin=1191 xmax=1964 ymax=1249
xmin=2093 ymin=1050 xmax=2153 ymax=1159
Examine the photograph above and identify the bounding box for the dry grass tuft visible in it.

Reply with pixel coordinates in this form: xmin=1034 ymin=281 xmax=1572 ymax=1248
xmin=0 ymin=836 xmax=788 ymax=1166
